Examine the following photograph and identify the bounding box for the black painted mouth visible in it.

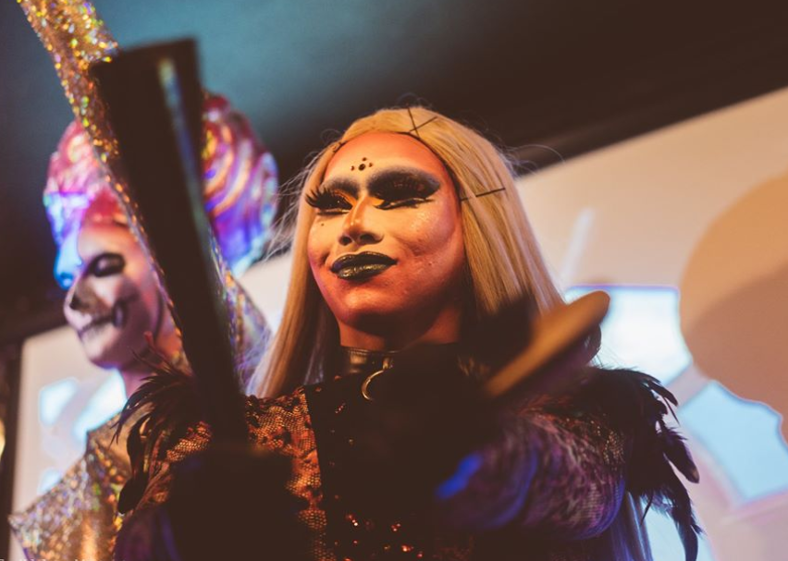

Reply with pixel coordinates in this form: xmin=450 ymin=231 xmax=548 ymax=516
xmin=330 ymin=252 xmax=396 ymax=280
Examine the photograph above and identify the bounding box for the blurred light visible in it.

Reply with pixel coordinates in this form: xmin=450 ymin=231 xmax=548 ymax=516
xmin=71 ymin=372 xmax=125 ymax=445
xmin=38 ymin=377 xmax=79 ymax=426
xmin=0 ymin=419 xmax=5 ymax=462
xmin=681 ymin=381 xmax=788 ymax=502
xmin=38 ymin=467 xmax=64 ymax=495
xmin=646 ymin=509 xmax=715 ymax=561
xmin=565 ymin=285 xmax=691 ymax=385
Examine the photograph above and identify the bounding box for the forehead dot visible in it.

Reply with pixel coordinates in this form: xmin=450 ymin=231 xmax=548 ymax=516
xmin=358 ymin=163 xmax=366 ymax=171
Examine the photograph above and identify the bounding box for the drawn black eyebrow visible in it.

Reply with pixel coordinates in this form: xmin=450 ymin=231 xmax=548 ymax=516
xmin=366 ymin=167 xmax=441 ymax=199
xmin=316 ymin=177 xmax=360 ymax=198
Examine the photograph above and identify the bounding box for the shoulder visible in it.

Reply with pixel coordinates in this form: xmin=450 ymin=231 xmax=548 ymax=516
xmin=569 ymin=366 xmax=677 ymax=432
xmin=85 ymin=413 xmax=133 ymax=479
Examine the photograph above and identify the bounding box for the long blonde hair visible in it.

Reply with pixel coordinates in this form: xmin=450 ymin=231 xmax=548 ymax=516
xmin=249 ymin=106 xmax=563 ymax=397
xmin=248 ymin=106 xmax=652 ymax=561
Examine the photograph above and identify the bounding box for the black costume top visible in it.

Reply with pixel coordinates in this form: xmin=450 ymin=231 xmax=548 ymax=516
xmin=115 ymin=347 xmax=700 ymax=561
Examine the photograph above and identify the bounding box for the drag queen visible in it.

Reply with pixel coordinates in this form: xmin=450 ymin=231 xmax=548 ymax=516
xmin=116 ymin=106 xmax=701 ymax=561
xmin=9 ymin=95 xmax=278 ymax=561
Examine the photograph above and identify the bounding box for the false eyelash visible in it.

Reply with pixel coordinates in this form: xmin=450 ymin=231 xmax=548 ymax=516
xmin=374 ymin=176 xmax=436 ymax=203
xmin=305 ymin=187 xmax=352 ymax=213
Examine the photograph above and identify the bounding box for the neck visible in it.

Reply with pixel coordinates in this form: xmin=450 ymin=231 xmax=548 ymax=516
xmin=119 ymin=370 xmax=147 ymax=398
xmin=337 ymin=299 xmax=462 ymax=351
xmin=119 ymin=329 xmax=183 ymax=398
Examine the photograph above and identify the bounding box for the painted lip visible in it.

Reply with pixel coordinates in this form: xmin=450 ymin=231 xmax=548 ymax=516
xmin=330 ymin=252 xmax=396 ymax=280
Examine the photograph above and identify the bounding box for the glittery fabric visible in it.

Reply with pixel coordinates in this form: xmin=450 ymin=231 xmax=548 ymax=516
xmin=134 ymin=389 xmax=332 ymax=560
xmin=16 ymin=0 xmax=119 ymax=165
xmin=9 ymin=412 xmax=136 ymax=561
xmin=120 ymin=358 xmax=635 ymax=561
xmin=43 ymin=96 xmax=279 ymax=278
xmin=304 ymin=374 xmax=474 ymax=561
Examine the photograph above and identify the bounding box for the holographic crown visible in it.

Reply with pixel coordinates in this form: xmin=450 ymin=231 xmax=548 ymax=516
xmin=43 ymin=94 xmax=278 ymax=277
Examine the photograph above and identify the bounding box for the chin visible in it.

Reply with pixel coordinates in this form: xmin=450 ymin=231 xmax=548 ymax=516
xmin=334 ymin=300 xmax=418 ymax=333
xmin=82 ymin=334 xmax=135 ymax=371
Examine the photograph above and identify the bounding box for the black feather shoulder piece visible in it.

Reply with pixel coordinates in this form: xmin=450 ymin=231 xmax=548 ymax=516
xmin=113 ymin=347 xmax=201 ymax=514
xmin=575 ymin=367 xmax=703 ymax=561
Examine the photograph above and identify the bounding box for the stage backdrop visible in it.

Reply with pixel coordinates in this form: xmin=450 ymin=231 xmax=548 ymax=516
xmin=12 ymin=86 xmax=788 ymax=560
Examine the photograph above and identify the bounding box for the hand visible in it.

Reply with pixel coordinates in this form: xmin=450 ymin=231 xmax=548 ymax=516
xmin=158 ymin=445 xmax=309 ymax=561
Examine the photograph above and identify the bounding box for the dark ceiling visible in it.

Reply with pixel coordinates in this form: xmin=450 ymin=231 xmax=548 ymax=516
xmin=1 ymin=0 xmax=788 ymax=342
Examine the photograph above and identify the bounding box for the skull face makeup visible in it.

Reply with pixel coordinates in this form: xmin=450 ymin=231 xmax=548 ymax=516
xmin=43 ymin=97 xmax=277 ymax=385
xmin=306 ymin=132 xmax=466 ymax=349
xmin=56 ymin=222 xmax=179 ymax=372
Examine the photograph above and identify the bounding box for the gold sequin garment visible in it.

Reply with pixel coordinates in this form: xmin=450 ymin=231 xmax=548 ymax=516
xmin=135 ymin=388 xmax=333 ymax=560
xmin=16 ymin=0 xmax=118 ymax=165
xmin=9 ymin=414 xmax=132 ymax=561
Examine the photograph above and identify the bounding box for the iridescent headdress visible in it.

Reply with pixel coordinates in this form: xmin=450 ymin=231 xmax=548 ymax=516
xmin=43 ymin=94 xmax=278 ymax=279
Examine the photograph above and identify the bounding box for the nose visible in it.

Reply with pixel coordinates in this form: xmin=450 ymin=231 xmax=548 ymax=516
xmin=339 ymin=197 xmax=383 ymax=247
xmin=65 ymin=277 xmax=96 ymax=312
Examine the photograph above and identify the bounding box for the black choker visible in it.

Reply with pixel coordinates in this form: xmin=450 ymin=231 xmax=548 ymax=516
xmin=337 ymin=345 xmax=459 ymax=401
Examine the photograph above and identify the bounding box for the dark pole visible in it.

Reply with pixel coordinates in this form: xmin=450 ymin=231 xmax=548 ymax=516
xmin=91 ymin=40 xmax=246 ymax=442
xmin=0 ymin=343 xmax=22 ymax=559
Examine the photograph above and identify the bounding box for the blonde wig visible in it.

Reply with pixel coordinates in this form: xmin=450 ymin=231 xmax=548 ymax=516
xmin=249 ymin=106 xmax=564 ymax=398
xmin=249 ymin=106 xmax=652 ymax=561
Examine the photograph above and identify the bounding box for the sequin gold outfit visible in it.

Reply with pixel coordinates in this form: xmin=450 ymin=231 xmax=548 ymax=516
xmin=117 ymin=348 xmax=697 ymax=561
xmin=9 ymin=413 xmax=132 ymax=560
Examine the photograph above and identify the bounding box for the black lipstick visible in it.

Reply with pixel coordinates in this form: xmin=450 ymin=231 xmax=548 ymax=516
xmin=330 ymin=252 xmax=396 ymax=280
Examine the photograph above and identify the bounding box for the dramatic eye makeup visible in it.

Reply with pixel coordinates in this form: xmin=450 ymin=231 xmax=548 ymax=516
xmin=368 ymin=169 xmax=440 ymax=209
xmin=87 ymin=252 xmax=126 ymax=277
xmin=306 ymin=179 xmax=357 ymax=215
xmin=306 ymin=168 xmax=441 ymax=214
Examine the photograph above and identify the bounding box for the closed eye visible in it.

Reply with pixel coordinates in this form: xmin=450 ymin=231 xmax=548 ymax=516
xmin=305 ymin=187 xmax=354 ymax=215
xmin=87 ymin=253 xmax=126 ymax=277
xmin=371 ymin=172 xmax=439 ymax=210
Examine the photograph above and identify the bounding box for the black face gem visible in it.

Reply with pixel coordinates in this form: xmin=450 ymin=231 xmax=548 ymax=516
xmin=358 ymin=163 xmax=366 ymax=171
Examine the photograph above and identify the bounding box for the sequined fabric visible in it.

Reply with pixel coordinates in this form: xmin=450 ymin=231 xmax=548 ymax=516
xmin=134 ymin=389 xmax=332 ymax=560
xmin=121 ymin=352 xmax=636 ymax=561
xmin=305 ymin=374 xmax=475 ymax=560
xmin=16 ymin=0 xmax=118 ymax=164
xmin=9 ymin=413 xmax=133 ymax=561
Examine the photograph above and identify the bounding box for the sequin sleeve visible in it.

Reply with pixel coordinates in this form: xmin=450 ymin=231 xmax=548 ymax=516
xmin=9 ymin=416 xmax=131 ymax=561
xmin=438 ymin=390 xmax=628 ymax=540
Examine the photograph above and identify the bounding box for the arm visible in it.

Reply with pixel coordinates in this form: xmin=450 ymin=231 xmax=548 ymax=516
xmin=437 ymin=392 xmax=627 ymax=539
xmin=9 ymin=416 xmax=131 ymax=561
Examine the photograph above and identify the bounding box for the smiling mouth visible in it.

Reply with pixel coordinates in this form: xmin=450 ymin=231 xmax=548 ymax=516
xmin=330 ymin=252 xmax=396 ymax=280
